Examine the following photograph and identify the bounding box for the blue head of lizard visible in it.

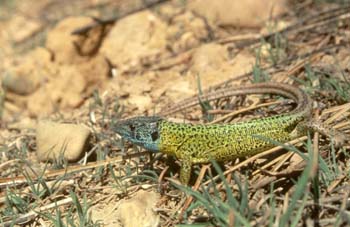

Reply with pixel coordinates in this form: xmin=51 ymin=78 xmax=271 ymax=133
xmin=114 ymin=116 xmax=163 ymax=152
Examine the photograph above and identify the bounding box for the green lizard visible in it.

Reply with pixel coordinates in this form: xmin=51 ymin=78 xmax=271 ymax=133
xmin=114 ymin=83 xmax=342 ymax=184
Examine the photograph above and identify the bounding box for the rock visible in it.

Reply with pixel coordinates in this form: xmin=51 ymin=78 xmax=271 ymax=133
xmin=189 ymin=43 xmax=255 ymax=87
xmin=2 ymin=48 xmax=52 ymax=95
xmin=36 ymin=121 xmax=91 ymax=162
xmin=7 ymin=15 xmax=42 ymax=43
xmin=127 ymin=94 xmax=153 ymax=113
xmin=76 ymin=55 xmax=110 ymax=88
xmin=117 ymin=190 xmax=160 ymax=227
xmin=150 ymin=70 xmax=194 ymax=107
xmin=7 ymin=117 xmax=36 ymax=130
xmin=100 ymin=10 xmax=167 ymax=73
xmin=166 ymin=11 xmax=209 ymax=53
xmin=188 ymin=0 xmax=288 ymax=28
xmin=2 ymin=72 xmax=37 ymax=95
xmin=191 ymin=43 xmax=228 ymax=72
xmin=27 ymin=65 xmax=87 ymax=116
xmin=46 ymin=17 xmax=94 ymax=64
xmin=2 ymin=28 xmax=110 ymax=116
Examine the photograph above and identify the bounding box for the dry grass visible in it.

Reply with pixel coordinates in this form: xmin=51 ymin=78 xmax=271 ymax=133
xmin=1 ymin=1 xmax=350 ymax=226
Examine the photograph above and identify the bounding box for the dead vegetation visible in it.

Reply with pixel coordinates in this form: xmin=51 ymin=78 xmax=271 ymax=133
xmin=0 ymin=0 xmax=350 ymax=226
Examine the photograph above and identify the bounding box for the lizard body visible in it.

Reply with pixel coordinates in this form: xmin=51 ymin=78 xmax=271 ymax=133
xmin=114 ymin=83 xmax=313 ymax=184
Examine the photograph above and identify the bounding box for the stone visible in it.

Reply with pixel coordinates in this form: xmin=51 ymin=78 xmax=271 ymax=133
xmin=100 ymin=10 xmax=167 ymax=72
xmin=188 ymin=0 xmax=288 ymax=28
xmin=117 ymin=190 xmax=160 ymax=227
xmin=46 ymin=17 xmax=94 ymax=64
xmin=36 ymin=121 xmax=91 ymax=162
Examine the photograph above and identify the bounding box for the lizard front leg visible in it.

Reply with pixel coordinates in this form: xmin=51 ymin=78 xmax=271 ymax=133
xmin=179 ymin=159 xmax=193 ymax=185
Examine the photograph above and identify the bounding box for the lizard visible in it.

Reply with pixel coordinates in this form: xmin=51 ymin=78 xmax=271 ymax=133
xmin=113 ymin=82 xmax=344 ymax=184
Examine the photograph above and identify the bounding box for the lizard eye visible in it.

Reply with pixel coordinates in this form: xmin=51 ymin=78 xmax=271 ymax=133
xmin=151 ymin=131 xmax=159 ymax=141
xmin=129 ymin=124 xmax=136 ymax=132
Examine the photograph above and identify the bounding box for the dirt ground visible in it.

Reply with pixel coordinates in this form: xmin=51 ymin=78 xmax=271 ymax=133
xmin=0 ymin=0 xmax=350 ymax=226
